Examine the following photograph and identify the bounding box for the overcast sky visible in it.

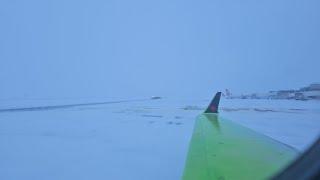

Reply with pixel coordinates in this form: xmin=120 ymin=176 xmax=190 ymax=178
xmin=0 ymin=0 xmax=319 ymax=99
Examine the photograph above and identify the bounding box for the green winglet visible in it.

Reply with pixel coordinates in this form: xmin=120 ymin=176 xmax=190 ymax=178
xmin=182 ymin=106 xmax=298 ymax=180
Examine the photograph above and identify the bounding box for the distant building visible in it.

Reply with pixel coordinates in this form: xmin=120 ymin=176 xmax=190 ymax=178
xmin=275 ymin=90 xmax=296 ymax=99
xmin=268 ymin=91 xmax=278 ymax=99
xmin=294 ymin=92 xmax=305 ymax=100
xmin=303 ymin=91 xmax=320 ymax=99
xmin=227 ymin=83 xmax=320 ymax=100
xmin=252 ymin=93 xmax=270 ymax=99
xmin=300 ymin=83 xmax=320 ymax=91
xmin=309 ymin=83 xmax=320 ymax=90
xmin=225 ymin=89 xmax=232 ymax=98
xmin=299 ymin=83 xmax=320 ymax=100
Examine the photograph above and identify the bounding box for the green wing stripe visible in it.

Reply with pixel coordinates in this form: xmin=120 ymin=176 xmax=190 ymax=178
xmin=183 ymin=114 xmax=298 ymax=180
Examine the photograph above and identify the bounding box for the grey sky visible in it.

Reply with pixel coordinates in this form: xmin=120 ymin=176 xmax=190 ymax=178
xmin=0 ymin=0 xmax=319 ymax=99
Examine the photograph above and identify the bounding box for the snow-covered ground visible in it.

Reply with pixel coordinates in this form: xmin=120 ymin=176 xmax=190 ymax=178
xmin=0 ymin=98 xmax=319 ymax=180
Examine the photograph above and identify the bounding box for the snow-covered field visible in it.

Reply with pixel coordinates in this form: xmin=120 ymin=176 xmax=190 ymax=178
xmin=0 ymin=98 xmax=319 ymax=180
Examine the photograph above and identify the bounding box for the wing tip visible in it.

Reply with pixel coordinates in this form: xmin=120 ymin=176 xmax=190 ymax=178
xmin=204 ymin=92 xmax=222 ymax=113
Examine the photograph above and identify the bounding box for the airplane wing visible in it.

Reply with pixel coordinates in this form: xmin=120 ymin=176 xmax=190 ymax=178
xmin=183 ymin=92 xmax=298 ymax=180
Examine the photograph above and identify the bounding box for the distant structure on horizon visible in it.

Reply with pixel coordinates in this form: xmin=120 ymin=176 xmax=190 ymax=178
xmin=225 ymin=83 xmax=320 ymax=100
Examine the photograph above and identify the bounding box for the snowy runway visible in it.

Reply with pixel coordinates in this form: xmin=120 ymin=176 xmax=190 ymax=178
xmin=0 ymin=99 xmax=319 ymax=180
